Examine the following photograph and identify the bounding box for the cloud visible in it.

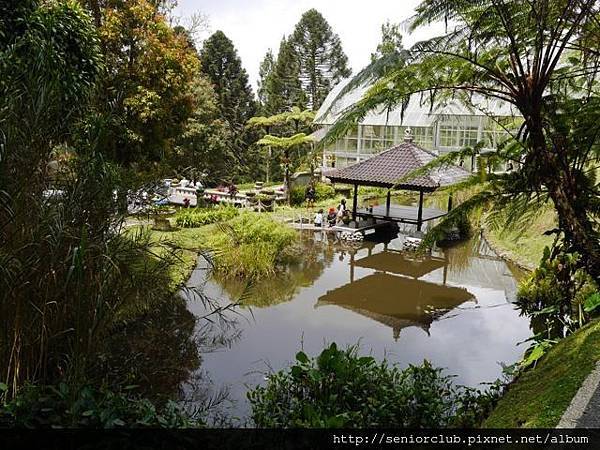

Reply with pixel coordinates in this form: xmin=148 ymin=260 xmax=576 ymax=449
xmin=175 ymin=0 xmax=445 ymax=93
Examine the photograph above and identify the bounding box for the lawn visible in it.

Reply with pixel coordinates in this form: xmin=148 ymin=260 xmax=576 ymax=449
xmin=484 ymin=319 xmax=600 ymax=428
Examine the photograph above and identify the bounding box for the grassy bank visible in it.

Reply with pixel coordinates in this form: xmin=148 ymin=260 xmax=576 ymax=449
xmin=484 ymin=206 xmax=556 ymax=269
xmin=484 ymin=319 xmax=600 ymax=428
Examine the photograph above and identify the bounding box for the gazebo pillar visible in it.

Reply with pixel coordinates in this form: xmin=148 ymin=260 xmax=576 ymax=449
xmin=385 ymin=190 xmax=391 ymax=217
xmin=352 ymin=183 xmax=358 ymax=221
xmin=417 ymin=190 xmax=424 ymax=231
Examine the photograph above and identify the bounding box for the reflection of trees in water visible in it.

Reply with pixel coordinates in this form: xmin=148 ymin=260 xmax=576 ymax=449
xmin=97 ymin=295 xmax=199 ymax=402
xmin=96 ymin=291 xmax=242 ymax=423
xmin=213 ymin=233 xmax=334 ymax=308
xmin=180 ymin=309 xmax=244 ymax=426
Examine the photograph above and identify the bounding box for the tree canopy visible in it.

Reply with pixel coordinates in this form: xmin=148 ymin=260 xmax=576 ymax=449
xmin=371 ymin=21 xmax=404 ymax=62
xmin=92 ymin=0 xmax=200 ymax=164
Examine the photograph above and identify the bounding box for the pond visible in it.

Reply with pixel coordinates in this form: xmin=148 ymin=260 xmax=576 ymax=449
xmin=183 ymin=228 xmax=532 ymax=424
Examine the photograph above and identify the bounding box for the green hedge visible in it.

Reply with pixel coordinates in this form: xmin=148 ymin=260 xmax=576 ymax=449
xmin=174 ymin=206 xmax=238 ymax=228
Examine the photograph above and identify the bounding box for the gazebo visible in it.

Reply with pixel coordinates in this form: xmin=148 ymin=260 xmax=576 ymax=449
xmin=325 ymin=129 xmax=470 ymax=231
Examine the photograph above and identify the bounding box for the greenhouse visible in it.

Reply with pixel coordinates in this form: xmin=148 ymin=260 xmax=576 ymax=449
xmin=314 ymin=78 xmax=521 ymax=169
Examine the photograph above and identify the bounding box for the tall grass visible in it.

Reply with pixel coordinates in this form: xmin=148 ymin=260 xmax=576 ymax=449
xmin=175 ymin=206 xmax=238 ymax=228
xmin=205 ymin=213 xmax=299 ymax=279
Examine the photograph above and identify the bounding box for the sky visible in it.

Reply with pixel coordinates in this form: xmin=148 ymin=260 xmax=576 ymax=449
xmin=174 ymin=0 xmax=445 ymax=92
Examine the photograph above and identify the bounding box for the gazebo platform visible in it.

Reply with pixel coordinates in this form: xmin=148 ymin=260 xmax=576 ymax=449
xmin=355 ymin=204 xmax=446 ymax=225
xmin=330 ymin=219 xmax=393 ymax=234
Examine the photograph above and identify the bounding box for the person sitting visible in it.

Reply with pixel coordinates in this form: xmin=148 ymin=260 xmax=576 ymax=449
xmin=314 ymin=208 xmax=324 ymax=227
xmin=327 ymin=208 xmax=337 ymax=227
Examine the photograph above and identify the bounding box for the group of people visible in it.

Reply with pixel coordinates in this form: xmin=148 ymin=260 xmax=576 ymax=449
xmin=313 ymin=199 xmax=349 ymax=228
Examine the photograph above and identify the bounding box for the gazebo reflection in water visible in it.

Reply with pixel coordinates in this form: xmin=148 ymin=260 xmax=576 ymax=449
xmin=315 ymin=237 xmax=475 ymax=341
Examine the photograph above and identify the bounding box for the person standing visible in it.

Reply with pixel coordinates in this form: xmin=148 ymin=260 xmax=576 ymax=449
xmin=314 ymin=208 xmax=324 ymax=227
xmin=337 ymin=199 xmax=347 ymax=223
xmin=305 ymin=183 xmax=316 ymax=208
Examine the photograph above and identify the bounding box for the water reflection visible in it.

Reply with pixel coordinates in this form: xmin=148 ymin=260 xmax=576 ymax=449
xmin=185 ymin=229 xmax=532 ymax=423
xmin=100 ymin=295 xmax=200 ymax=402
xmin=211 ymin=233 xmax=335 ymax=308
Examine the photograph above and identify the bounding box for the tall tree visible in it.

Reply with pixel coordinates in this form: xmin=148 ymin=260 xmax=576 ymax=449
xmin=172 ymin=76 xmax=235 ymax=184
xmin=88 ymin=0 xmax=199 ymax=164
xmin=325 ymin=0 xmax=600 ymax=281
xmin=200 ymin=30 xmax=257 ymax=171
xmin=257 ymin=49 xmax=276 ymax=114
xmin=289 ymin=9 xmax=351 ymax=110
xmin=262 ymin=36 xmax=307 ymax=115
xmin=371 ymin=21 xmax=403 ymax=62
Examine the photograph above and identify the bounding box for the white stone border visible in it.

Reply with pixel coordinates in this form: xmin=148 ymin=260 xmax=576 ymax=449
xmin=557 ymin=361 xmax=600 ymax=428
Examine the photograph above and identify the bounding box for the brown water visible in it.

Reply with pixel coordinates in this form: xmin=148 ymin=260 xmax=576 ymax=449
xmin=183 ymin=230 xmax=532 ymax=423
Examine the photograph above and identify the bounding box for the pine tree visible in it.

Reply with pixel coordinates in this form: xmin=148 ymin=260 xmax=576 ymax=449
xmin=267 ymin=36 xmax=307 ymax=114
xmin=289 ymin=9 xmax=351 ymax=110
xmin=200 ymin=30 xmax=257 ymax=169
xmin=371 ymin=21 xmax=403 ymax=62
xmin=257 ymin=49 xmax=275 ymax=114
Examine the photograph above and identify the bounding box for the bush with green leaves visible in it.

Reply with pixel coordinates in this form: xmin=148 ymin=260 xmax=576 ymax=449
xmin=0 ymin=383 xmax=200 ymax=428
xmin=175 ymin=206 xmax=239 ymax=228
xmin=206 ymin=212 xmax=299 ymax=279
xmin=290 ymin=183 xmax=336 ymax=206
xmin=247 ymin=343 xmax=498 ymax=428
xmin=517 ymin=249 xmax=598 ymax=338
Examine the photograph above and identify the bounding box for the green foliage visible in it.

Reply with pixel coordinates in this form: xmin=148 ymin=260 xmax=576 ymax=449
xmin=95 ymin=0 xmax=200 ymax=164
xmin=290 ymin=183 xmax=336 ymax=206
xmin=0 ymin=384 xmax=199 ymax=428
xmin=257 ymin=133 xmax=313 ymax=149
xmin=175 ymin=206 xmax=239 ymax=228
xmin=584 ymin=292 xmax=600 ymax=314
xmin=260 ymin=36 xmax=307 ymax=114
xmin=205 ymin=213 xmax=299 ymax=279
xmin=257 ymin=48 xmax=276 ymax=114
xmin=371 ymin=21 xmax=403 ymax=62
xmin=248 ymin=343 xmax=499 ymax=428
xmin=517 ymin=249 xmax=598 ymax=338
xmin=171 ymin=77 xmax=235 ymax=184
xmin=484 ymin=319 xmax=600 ymax=428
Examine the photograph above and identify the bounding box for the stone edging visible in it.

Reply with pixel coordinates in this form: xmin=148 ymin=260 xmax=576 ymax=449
xmin=556 ymin=361 xmax=600 ymax=428
xmin=479 ymin=227 xmax=535 ymax=272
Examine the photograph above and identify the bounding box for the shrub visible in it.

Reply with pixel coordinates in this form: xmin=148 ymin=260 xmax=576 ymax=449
xmin=517 ymin=249 xmax=598 ymax=337
xmin=206 ymin=212 xmax=299 ymax=279
xmin=247 ymin=343 xmax=498 ymax=428
xmin=290 ymin=183 xmax=336 ymax=206
xmin=175 ymin=206 xmax=238 ymax=228
xmin=0 ymin=383 xmax=199 ymax=428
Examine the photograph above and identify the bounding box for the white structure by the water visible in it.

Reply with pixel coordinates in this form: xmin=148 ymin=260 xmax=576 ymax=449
xmin=314 ymin=78 xmax=520 ymax=170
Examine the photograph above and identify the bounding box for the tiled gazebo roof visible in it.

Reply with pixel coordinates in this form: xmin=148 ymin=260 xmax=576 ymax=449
xmin=325 ymin=137 xmax=470 ymax=191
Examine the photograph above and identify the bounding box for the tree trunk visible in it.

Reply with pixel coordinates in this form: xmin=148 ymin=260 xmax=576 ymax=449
xmin=534 ymin=140 xmax=600 ymax=282
xmin=522 ymin=111 xmax=600 ymax=282
xmin=284 ymin=149 xmax=291 ymax=205
xmin=546 ymin=177 xmax=600 ymax=282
